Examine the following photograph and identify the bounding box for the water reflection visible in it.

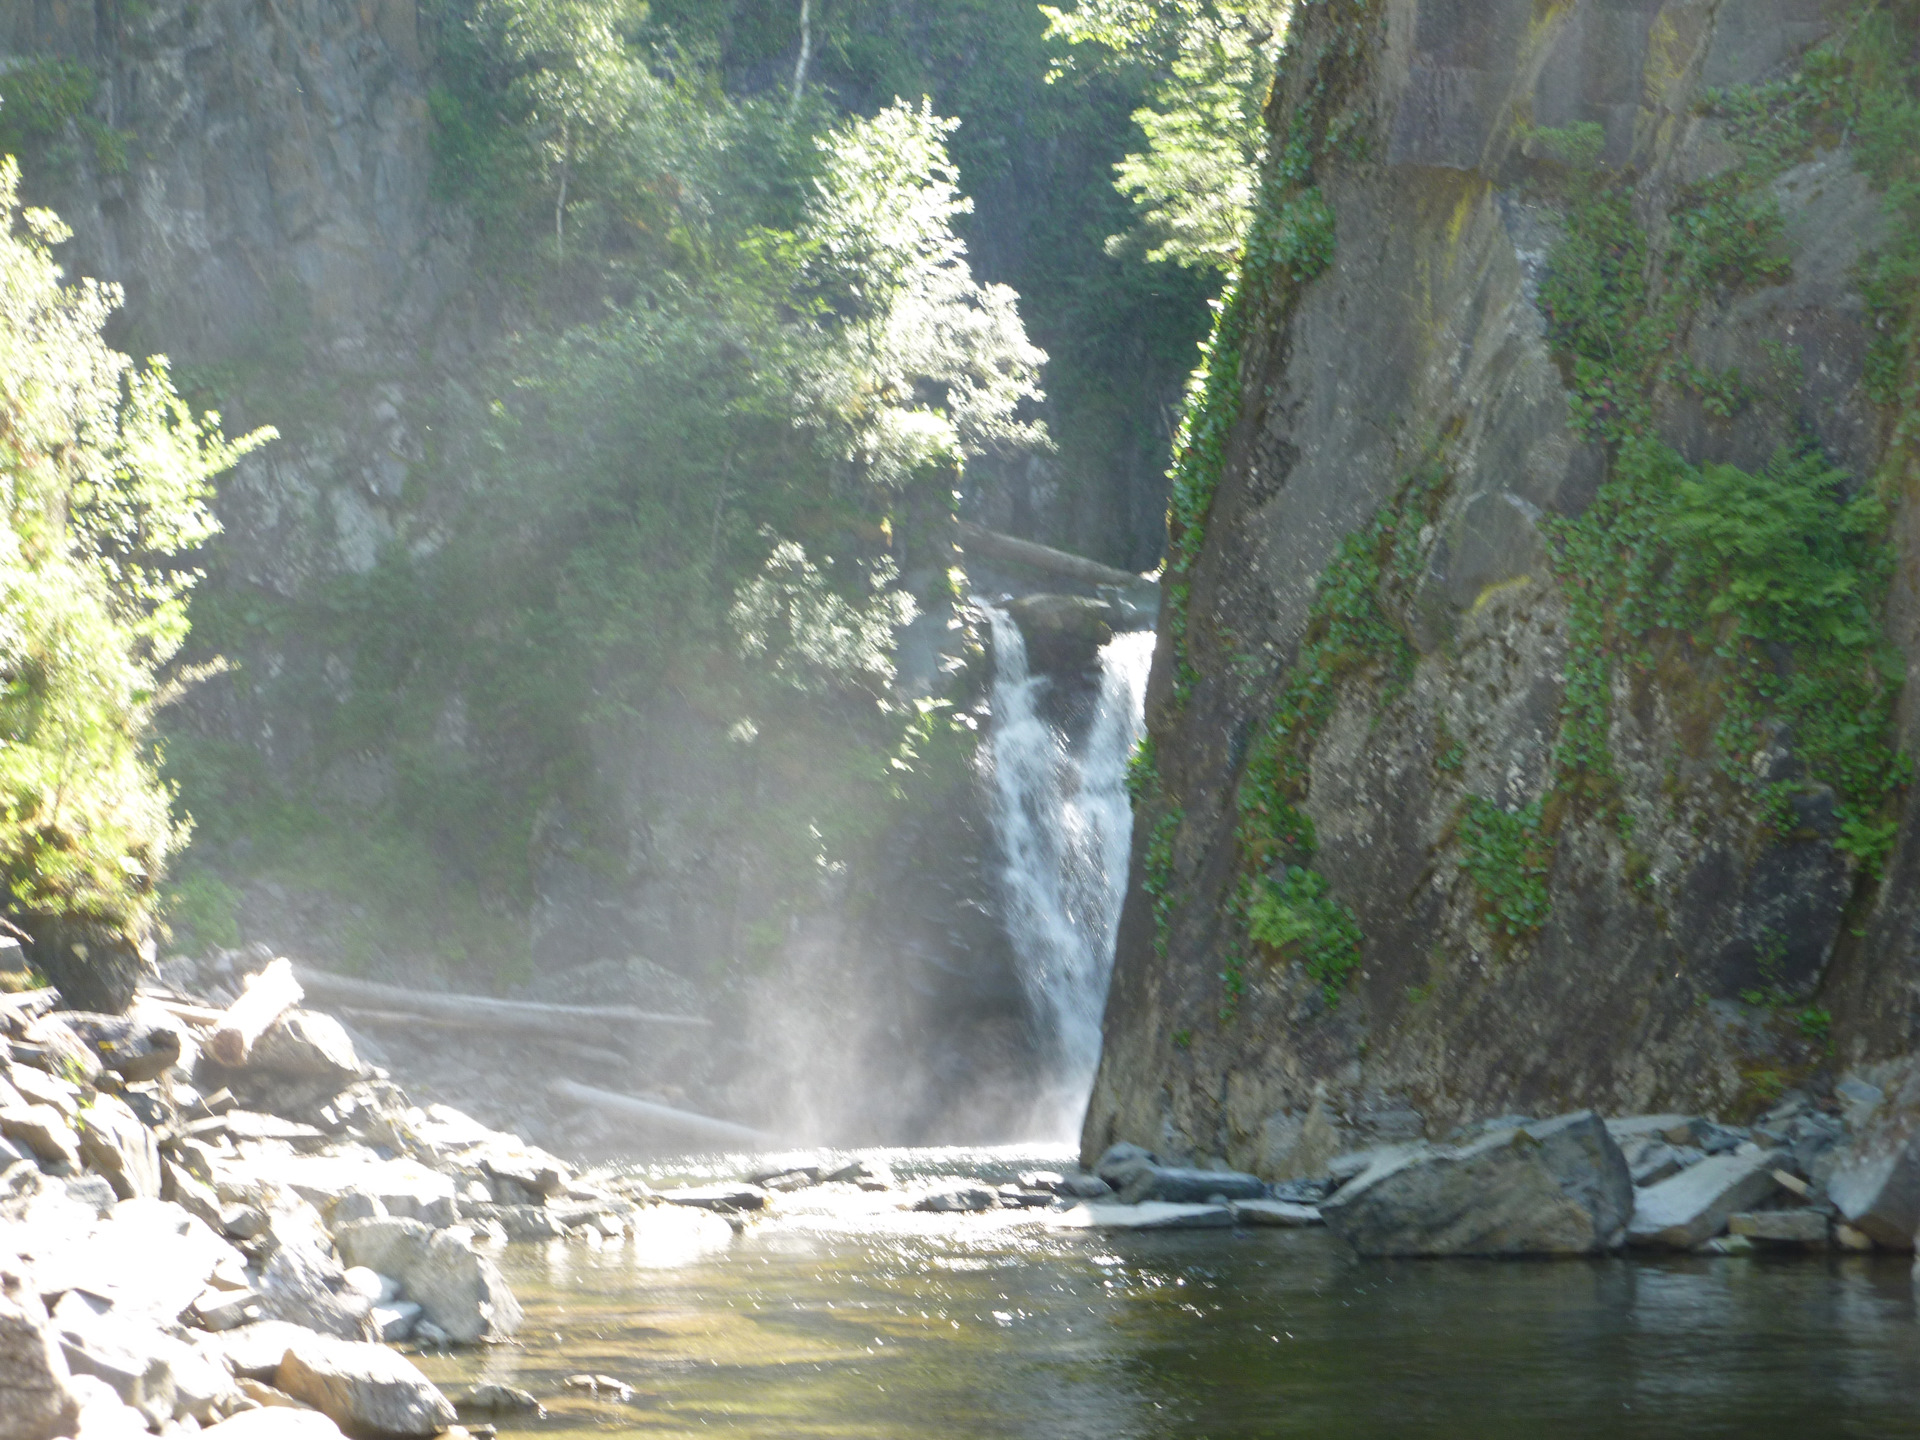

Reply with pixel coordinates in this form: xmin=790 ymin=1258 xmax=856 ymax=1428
xmin=419 ymin=1156 xmax=1920 ymax=1439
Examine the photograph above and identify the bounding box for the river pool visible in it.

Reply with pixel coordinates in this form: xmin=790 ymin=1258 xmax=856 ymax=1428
xmin=418 ymin=1146 xmax=1920 ymax=1439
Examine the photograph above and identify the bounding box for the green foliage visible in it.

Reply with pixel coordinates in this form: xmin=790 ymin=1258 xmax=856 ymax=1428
xmin=1042 ymin=0 xmax=1290 ymax=270
xmin=0 ymin=60 xmax=133 ymax=176
xmin=1246 ymin=863 xmax=1361 ymax=1004
xmin=161 ymin=868 xmax=241 ymax=950
xmin=0 ymin=159 xmax=269 ymax=937
xmin=1457 ymin=797 xmax=1554 ymax=941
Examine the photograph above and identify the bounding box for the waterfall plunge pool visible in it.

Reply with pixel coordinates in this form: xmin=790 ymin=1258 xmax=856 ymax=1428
xmin=419 ymin=1145 xmax=1920 ymax=1439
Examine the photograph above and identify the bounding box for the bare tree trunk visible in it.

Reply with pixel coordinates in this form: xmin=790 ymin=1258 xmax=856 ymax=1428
xmin=208 ymin=957 xmax=304 ymax=1067
xmin=787 ymin=0 xmax=812 ymax=121
xmin=555 ymin=117 xmax=572 ymax=257
xmin=550 ymin=1078 xmax=773 ymax=1148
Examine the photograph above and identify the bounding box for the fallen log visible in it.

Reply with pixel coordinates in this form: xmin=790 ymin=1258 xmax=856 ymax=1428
xmin=208 ymin=957 xmax=304 ymax=1067
xmin=548 ymin=1078 xmax=772 ymax=1149
xmin=956 ymin=520 xmax=1153 ymax=590
xmin=293 ymin=967 xmax=711 ymax=1037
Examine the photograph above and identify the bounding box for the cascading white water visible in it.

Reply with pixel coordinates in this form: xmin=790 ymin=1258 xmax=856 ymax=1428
xmin=979 ymin=604 xmax=1154 ymax=1135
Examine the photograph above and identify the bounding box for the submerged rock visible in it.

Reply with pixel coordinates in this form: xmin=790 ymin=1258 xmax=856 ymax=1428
xmin=1321 ymin=1112 xmax=1632 ymax=1257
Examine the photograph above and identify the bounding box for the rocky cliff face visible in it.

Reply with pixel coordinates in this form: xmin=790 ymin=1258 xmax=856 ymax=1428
xmin=1086 ymin=0 xmax=1919 ymax=1172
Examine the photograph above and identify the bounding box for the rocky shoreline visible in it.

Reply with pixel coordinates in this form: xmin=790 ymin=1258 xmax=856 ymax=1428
xmin=6 ymin=951 xmax=1920 ymax=1439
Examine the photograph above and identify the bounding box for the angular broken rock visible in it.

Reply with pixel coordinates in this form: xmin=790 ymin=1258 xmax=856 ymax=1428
xmin=334 ymin=1218 xmax=433 ymax=1282
xmin=1321 ymin=1112 xmax=1633 ymax=1257
xmin=1628 ymin=1150 xmax=1778 ymax=1248
xmin=0 ymin=1271 xmax=80 ymax=1440
xmin=1728 ymin=1209 xmax=1830 ymax=1247
xmin=244 ymin=1011 xmax=367 ymax=1087
xmin=1827 ymin=1064 xmax=1920 ymax=1249
xmin=459 ymin=1382 xmax=543 ymax=1416
xmin=0 ymin=1106 xmax=80 ymax=1170
xmin=405 ymin=1229 xmax=522 ymax=1344
xmin=259 ymin=1243 xmax=373 ymax=1340
xmin=1092 ymin=1143 xmax=1155 ymax=1189
xmin=275 ymin=1336 xmax=456 ymax=1437
xmin=201 ymin=1409 xmax=347 ymax=1440
xmin=74 ymin=1095 xmax=160 ymax=1201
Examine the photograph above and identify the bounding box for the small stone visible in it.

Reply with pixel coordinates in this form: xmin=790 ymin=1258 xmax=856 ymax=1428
xmin=1834 ymin=1223 xmax=1874 ymax=1251
xmin=369 ymin=1303 xmax=420 ymax=1344
xmin=562 ymin=1374 xmax=632 ymax=1401
xmin=275 ymin=1336 xmax=456 ymax=1437
xmin=1695 ymin=1234 xmax=1756 ymax=1256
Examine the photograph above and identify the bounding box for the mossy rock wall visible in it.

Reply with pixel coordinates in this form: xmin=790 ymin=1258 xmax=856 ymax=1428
xmin=1086 ymin=0 xmax=1920 ymax=1171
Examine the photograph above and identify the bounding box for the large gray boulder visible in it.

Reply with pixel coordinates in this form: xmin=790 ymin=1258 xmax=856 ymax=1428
xmin=244 ymin=1012 xmax=366 ymax=1086
xmin=1321 ymin=1112 xmax=1632 ymax=1257
xmin=1627 ymin=1149 xmax=1779 ymax=1248
xmin=404 ymin=1230 xmax=521 ymax=1344
xmin=73 ymin=1096 xmax=160 ymax=1201
xmin=275 ymin=1336 xmax=456 ymax=1437
xmin=0 ymin=1272 xmax=79 ymax=1440
xmin=1826 ymin=1063 xmax=1920 ymax=1247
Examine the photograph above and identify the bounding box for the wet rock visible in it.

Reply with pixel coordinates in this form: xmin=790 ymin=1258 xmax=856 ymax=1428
xmin=1053 ymin=1173 xmax=1113 ymax=1200
xmin=1049 ymin=1201 xmax=1235 ymax=1231
xmin=275 ymin=1336 xmax=456 ymax=1437
xmin=1117 ymin=1165 xmax=1265 ymax=1205
xmin=657 ymin=1184 xmax=765 ymax=1213
xmin=0 ymin=1270 xmax=80 ymax=1440
xmin=1231 ymin=1199 xmax=1323 ymax=1227
xmin=202 ymin=1410 xmax=347 ymax=1440
xmin=1092 ymin=1143 xmax=1155 ymax=1189
xmin=913 ymin=1183 xmax=998 ymax=1213
xmin=467 ymin=1204 xmax=563 ymax=1241
xmin=74 ymin=1095 xmax=160 ymax=1201
xmin=458 ymin=1383 xmax=542 ymax=1417
xmin=404 ymin=1230 xmax=521 ymax=1344
xmin=259 ymin=1243 xmax=373 ymax=1340
xmin=370 ymin=1302 xmax=421 ymax=1343
xmin=1728 ymin=1209 xmax=1830 ymax=1247
xmin=1628 ymin=1150 xmax=1779 ymax=1248
xmin=1322 ymin=1112 xmax=1633 ymax=1257
xmin=562 ymin=1374 xmax=632 ymax=1401
xmin=0 ymin=1106 xmax=80 ymax=1170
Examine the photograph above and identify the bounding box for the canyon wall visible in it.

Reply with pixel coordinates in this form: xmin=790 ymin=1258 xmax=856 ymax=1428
xmin=1086 ymin=0 xmax=1920 ymax=1169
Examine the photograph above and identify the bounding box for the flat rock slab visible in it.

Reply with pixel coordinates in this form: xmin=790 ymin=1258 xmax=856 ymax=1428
xmin=1628 ymin=1150 xmax=1778 ymax=1248
xmin=276 ymin=1336 xmax=455 ymax=1437
xmin=1322 ymin=1112 xmax=1633 ymax=1257
xmin=1119 ymin=1166 xmax=1266 ymax=1204
xmin=1232 ymin=1199 xmax=1323 ymax=1227
xmin=1048 ymin=1202 xmax=1235 ymax=1231
xmin=658 ymin=1184 xmax=766 ymax=1213
xmin=1729 ymin=1208 xmax=1830 ymax=1246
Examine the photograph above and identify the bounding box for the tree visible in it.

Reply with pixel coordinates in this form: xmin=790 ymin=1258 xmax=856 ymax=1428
xmin=0 ymin=157 xmax=270 ymax=1003
xmin=1043 ymin=0 xmax=1291 ymax=269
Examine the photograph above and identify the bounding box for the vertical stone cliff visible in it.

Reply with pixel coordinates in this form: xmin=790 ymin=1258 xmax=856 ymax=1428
xmin=1086 ymin=0 xmax=1920 ymax=1170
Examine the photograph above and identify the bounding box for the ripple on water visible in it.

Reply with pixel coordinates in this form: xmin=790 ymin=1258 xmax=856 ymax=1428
xmin=416 ymin=1146 xmax=1920 ymax=1439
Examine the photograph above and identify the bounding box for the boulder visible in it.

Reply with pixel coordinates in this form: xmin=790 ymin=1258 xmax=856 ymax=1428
xmin=202 ymin=1410 xmax=347 ymax=1440
xmin=199 ymin=1323 xmax=318 ymax=1382
xmin=404 ymin=1230 xmax=521 ymax=1344
xmin=370 ymin=1302 xmax=420 ymax=1343
xmin=1048 ymin=1201 xmax=1235 ymax=1231
xmin=73 ymin=1096 xmax=160 ymax=1201
xmin=333 ymin=1219 xmax=432 ymax=1281
xmin=0 ymin=1107 xmax=80 ymax=1170
xmin=1117 ymin=1165 xmax=1265 ymax=1204
xmin=275 ymin=1336 xmax=456 ymax=1437
xmin=1092 ymin=1143 xmax=1155 ymax=1189
xmin=1728 ymin=1209 xmax=1830 ymax=1247
xmin=459 ymin=1383 xmax=543 ymax=1417
xmin=1628 ymin=1150 xmax=1779 ymax=1248
xmin=244 ymin=1012 xmax=366 ymax=1086
xmin=912 ymin=1184 xmax=998 ymax=1213
xmin=1231 ymin=1199 xmax=1323 ymax=1227
xmin=259 ymin=1242 xmax=373 ymax=1340
xmin=0 ymin=1271 xmax=80 ymax=1440
xmin=33 ymin=1198 xmax=246 ymax=1324
xmin=1321 ymin=1112 xmax=1632 ymax=1257
xmin=1827 ymin=1066 xmax=1920 ymax=1248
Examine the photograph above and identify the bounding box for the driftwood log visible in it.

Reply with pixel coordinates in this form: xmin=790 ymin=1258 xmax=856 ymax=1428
xmin=955 ymin=520 xmax=1152 ymax=589
xmin=548 ymin=1078 xmax=771 ymax=1149
xmin=292 ymin=967 xmax=710 ymax=1041
xmin=208 ymin=957 xmax=304 ymax=1067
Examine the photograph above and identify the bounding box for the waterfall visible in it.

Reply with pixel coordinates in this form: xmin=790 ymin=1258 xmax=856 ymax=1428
xmin=979 ymin=604 xmax=1154 ymax=1135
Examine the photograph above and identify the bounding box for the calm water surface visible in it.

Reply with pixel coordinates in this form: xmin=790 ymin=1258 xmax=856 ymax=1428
xmin=420 ymin=1147 xmax=1920 ymax=1439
